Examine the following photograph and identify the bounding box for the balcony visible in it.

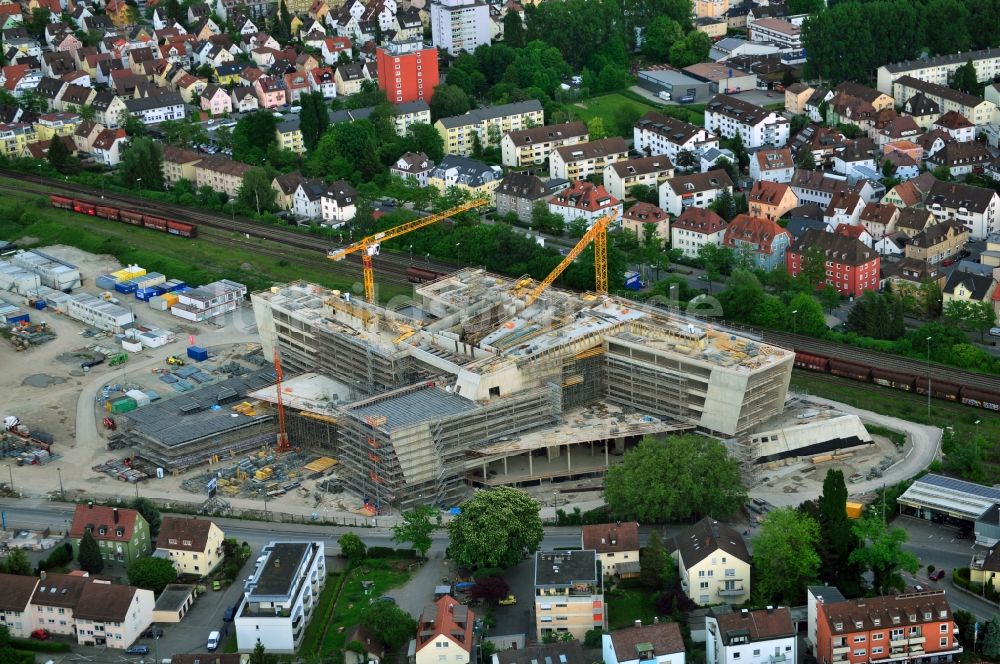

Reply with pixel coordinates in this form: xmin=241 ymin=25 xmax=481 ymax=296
xmin=718 ymin=586 xmax=745 ymax=597
xmin=833 ymin=646 xmax=850 ymax=655
xmin=769 ymin=654 xmax=787 ymax=664
xmin=889 ymin=639 xmax=907 ymax=648
xmin=909 ymin=637 xmax=925 ymax=645
xmin=832 ymin=653 xmax=848 ymax=663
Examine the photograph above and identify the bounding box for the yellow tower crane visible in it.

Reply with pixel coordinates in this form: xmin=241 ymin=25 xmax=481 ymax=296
xmin=522 ymin=210 xmax=618 ymax=308
xmin=327 ymin=198 xmax=489 ymax=302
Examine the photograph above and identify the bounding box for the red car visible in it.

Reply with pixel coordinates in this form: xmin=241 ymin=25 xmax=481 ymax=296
xmin=930 ymin=569 xmax=946 ymax=581
xmin=30 ymin=629 xmax=49 ymax=640
xmin=942 ymin=258 xmax=956 ymax=267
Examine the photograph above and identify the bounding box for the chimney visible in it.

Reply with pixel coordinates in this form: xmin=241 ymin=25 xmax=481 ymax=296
xmin=741 ymin=609 xmax=749 ymax=616
xmin=113 ymin=508 xmax=119 ymax=523
xmin=634 ymin=620 xmax=642 ymax=628
xmin=767 ymin=606 xmax=774 ymax=614
xmin=88 ymin=501 xmax=94 ymax=509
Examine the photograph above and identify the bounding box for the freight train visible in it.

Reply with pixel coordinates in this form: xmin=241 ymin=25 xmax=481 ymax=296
xmin=794 ymin=351 xmax=1000 ymax=411
xmin=406 ymin=266 xmax=450 ymax=283
xmin=50 ymin=195 xmax=197 ymax=238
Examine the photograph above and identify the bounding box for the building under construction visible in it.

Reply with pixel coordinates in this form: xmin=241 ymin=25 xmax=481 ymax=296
xmin=250 ymin=270 xmax=794 ymax=509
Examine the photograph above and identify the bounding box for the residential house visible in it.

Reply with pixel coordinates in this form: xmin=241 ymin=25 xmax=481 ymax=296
xmin=787 ymin=229 xmax=880 ymax=297
xmin=435 ymin=100 xmax=544 ymax=157
xmin=749 ymin=148 xmax=794 ymax=183
xmin=859 ymin=203 xmax=900 ymax=242
xmin=321 ymin=36 xmax=352 ymax=65
xmin=495 ymin=171 xmax=552 ymax=223
xmin=905 ymin=219 xmax=970 ymax=264
xmin=704 ymin=94 xmax=789 ymax=148
xmin=881 ymin=173 xmax=936 ymax=209
xmin=549 ymin=137 xmax=628 ymax=182
xmin=194 ymin=156 xmax=252 ymax=197
xmin=832 ymin=138 xmax=877 ymax=178
xmin=925 ymin=141 xmax=993 ymax=179
xmin=671 ymin=206 xmax=727 ymax=258
xmin=428 ymin=154 xmax=502 ymax=202
xmin=747 ymin=180 xmax=797 ymax=222
xmin=605 ymin=156 xmax=675 ymax=201
xmin=414 ymin=596 xmax=475 ymax=664
xmin=895 ymin=207 xmax=937 ymax=238
xmin=827 ymin=81 xmax=894 ymax=128
xmin=390 ymin=151 xmax=434 ymax=186
xmin=293 ymin=179 xmax=326 ymax=219
xmin=671 ymin=517 xmax=751 ymax=606
xmin=883 ymin=152 xmax=921 ymax=181
xmin=234 ymin=541 xmax=326 ymax=653
xmin=633 ymin=111 xmax=719 ymax=163
xmin=0 ymin=574 xmax=38 ymax=637
xmin=970 ymin=543 xmax=1000 ymax=596
xmin=814 ymin=591 xmax=961 ymax=664
xmin=706 ymin=607 xmax=796 ymax=664
xmin=900 ymin=93 xmax=940 ymax=129
xmin=882 ymin=257 xmax=945 ymax=295
xmin=824 ymin=191 xmax=865 ymax=228
xmin=925 ymin=180 xmax=1000 ymax=239
xmin=310 ymin=67 xmax=337 ymax=99
xmin=604 ymin=622 xmax=686 ymax=664
xmin=91 ymin=128 xmax=128 ymax=167
xmin=344 ymin=625 xmax=385 ymax=664
xmin=892 ymin=75 xmax=996 ymax=126
xmin=876 ymin=116 xmax=921 ymax=147
xmin=162 ymin=145 xmax=202 ymax=186
xmin=200 ymin=85 xmax=231 ymax=115
xmin=548 ymin=181 xmax=623 ymax=228
xmin=215 ymin=62 xmax=247 ymax=86
xmin=231 ymin=87 xmax=259 ymax=112
xmin=72 ymin=120 xmax=102 ymax=154
xmin=723 ymin=214 xmax=790 ymax=271
xmin=154 ymin=516 xmax=226 ymax=577
xmin=320 ymin=180 xmax=359 ymax=226
xmin=942 ymin=269 xmax=996 ymax=305
xmin=875 ymin=232 xmax=909 ymax=256
xmin=123 ymin=92 xmax=185 ymax=124
xmin=334 ymin=62 xmax=371 ymax=96
xmin=581 ymin=522 xmax=641 ymax=580
xmin=534 ymin=550 xmax=605 ymax=641
xmin=283 ymin=72 xmax=312 ymax=104
xmin=935 ymin=111 xmax=976 ymax=142
xmin=659 ymin=169 xmax=733 ymax=216
xmin=789 ymin=170 xmax=850 ymax=208
xmin=500 ymin=121 xmax=588 ymax=168
xmin=699 ymin=147 xmax=735 ymax=173
xmin=784 ymin=82 xmax=813 ymax=115
xmin=70 ymin=504 xmax=151 ymax=565
xmin=271 ymin=171 xmax=306 ymax=210
xmin=254 ymin=75 xmax=287 ymax=108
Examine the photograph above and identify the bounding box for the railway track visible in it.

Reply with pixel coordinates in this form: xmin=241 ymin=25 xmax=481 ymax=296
xmin=0 ymin=169 xmax=460 ymax=280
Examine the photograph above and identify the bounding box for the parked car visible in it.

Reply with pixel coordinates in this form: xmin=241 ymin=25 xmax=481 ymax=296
xmin=942 ymin=258 xmax=956 ymax=266
xmin=223 ymin=606 xmax=236 ymax=622
xmin=30 ymin=630 xmax=49 ymax=640
xmin=207 ymin=631 xmax=220 ymax=651
xmin=126 ymin=646 xmax=150 ymax=655
xmin=141 ymin=627 xmax=164 ymax=638
xmin=930 ymin=569 xmax=946 ymax=581
xmin=212 ymin=580 xmax=222 ymax=591
xmin=498 ymin=595 xmax=517 ymax=606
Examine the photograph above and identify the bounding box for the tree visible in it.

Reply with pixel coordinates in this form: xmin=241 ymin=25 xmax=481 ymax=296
xmin=469 ymin=576 xmax=510 ymax=603
xmin=249 ymin=640 xmax=273 ymax=664
xmin=967 ymin=301 xmax=997 ymax=341
xmin=797 ymin=148 xmax=816 ymax=170
xmin=669 ymin=31 xmax=711 ymax=68
xmin=628 ymin=184 xmax=658 ymax=205
xmin=788 ymin=0 xmax=823 ymax=13
xmin=943 ymin=299 xmax=971 ymax=330
xmin=984 ymin=616 xmax=1000 ymax=659
xmin=78 ymin=531 xmax=104 ymax=574
xmin=5 ymin=549 xmax=31 ymax=575
xmin=392 ymin=506 xmax=436 ymax=557
xmin=796 ymin=246 xmax=827 ymax=292
xmin=849 ymin=516 xmax=920 ymax=594
xmin=818 ymin=283 xmax=841 ymax=313
xmin=47 ymin=136 xmax=69 ymax=173
xmin=918 ymin=279 xmax=943 ymax=318
xmin=339 ymin=532 xmax=366 ymax=565
xmin=925 ymin=0 xmax=970 ymax=55
xmin=405 ymin=123 xmax=445 ymax=163
xmin=503 ymin=11 xmax=525 ymax=48
xmin=26 ymin=8 xmax=51 ymax=40
xmin=787 ymin=292 xmax=827 ymax=336
xmin=127 ymin=557 xmax=178 ymax=594
xmin=299 ymin=91 xmax=329 ymax=153
xmin=815 ymin=470 xmax=861 ymax=592
xmin=237 ymin=166 xmax=277 ymax=214
xmin=447 ymin=487 xmax=543 ymax=569
xmin=586 ymin=116 xmax=607 ymax=140
xmin=753 ymin=508 xmax=821 ymax=604
xmin=130 ymin=497 xmax=162 ymax=538
xmin=710 ymin=189 xmax=736 ymax=221
xmin=360 ymin=600 xmax=417 ymax=650
xmin=718 ymin=268 xmax=765 ymax=323
xmin=604 ymin=434 xmax=746 ymax=523
xmin=641 ymin=16 xmax=683 ymax=61
xmin=119 ymin=137 xmax=164 ymax=191
xmin=232 ymin=111 xmax=278 ymax=164
xmin=429 ymin=84 xmax=471 ymax=122
xmin=639 ymin=530 xmax=667 ymax=589
xmin=165 ymin=0 xmax=183 ymax=23
xmin=751 ymin=295 xmax=787 ymax=328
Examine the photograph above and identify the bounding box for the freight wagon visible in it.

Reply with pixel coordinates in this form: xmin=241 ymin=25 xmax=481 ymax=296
xmin=406 ymin=266 xmax=449 ymax=283
xmin=51 ymin=195 xmax=197 ymax=238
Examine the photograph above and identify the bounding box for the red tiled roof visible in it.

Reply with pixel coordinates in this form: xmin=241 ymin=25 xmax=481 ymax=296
xmin=582 ymin=521 xmax=640 ymax=553
xmin=748 ymin=179 xmax=792 ymax=205
xmin=416 ymin=596 xmax=475 ymax=653
xmin=70 ymin=504 xmax=141 ymax=542
xmin=672 ymin=207 xmax=726 ymax=234
xmin=723 ymin=214 xmax=789 ymax=254
xmin=549 ymin=181 xmax=619 ymax=212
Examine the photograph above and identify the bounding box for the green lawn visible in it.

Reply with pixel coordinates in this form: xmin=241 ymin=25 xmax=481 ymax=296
xmin=607 ymin=586 xmax=659 ymax=630
xmin=319 ymin=562 xmax=411 ymax=654
xmin=570 ymin=92 xmax=706 ymax=135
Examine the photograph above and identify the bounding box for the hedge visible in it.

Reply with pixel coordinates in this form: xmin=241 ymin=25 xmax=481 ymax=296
xmin=365 ymin=547 xmax=417 ymax=559
xmin=9 ymin=638 xmax=71 ymax=653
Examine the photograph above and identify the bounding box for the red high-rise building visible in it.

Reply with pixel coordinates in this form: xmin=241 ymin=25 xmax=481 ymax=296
xmin=375 ymin=40 xmax=439 ymax=104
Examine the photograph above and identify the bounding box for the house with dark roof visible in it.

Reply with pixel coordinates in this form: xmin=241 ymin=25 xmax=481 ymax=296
xmin=604 ymin=622 xmax=686 ymax=664
xmin=660 ymin=169 xmax=733 ymax=216
xmin=605 ymin=155 xmax=675 ymax=201
xmin=497 ymin=642 xmax=593 ymax=664
xmin=415 ymin=596 xmax=475 ymax=664
xmin=533 ymin=550 xmax=605 ymax=641
xmin=155 ymin=516 xmax=225 ymax=576
xmin=859 ymin=202 xmax=900 ymax=240
xmin=924 ymin=141 xmax=993 ymax=179
xmin=501 ymin=121 xmax=589 ymax=168
xmin=70 ymin=503 xmax=151 ymax=564
xmin=581 ymin=522 xmax=640 ymax=579
xmin=723 ymin=214 xmax=791 ymax=271
xmin=893 ymin=75 xmax=997 ymax=126
xmin=706 ymin=607 xmax=796 ymax=664
xmin=787 ymin=229 xmax=880 ymax=297
xmin=428 ymin=154 xmax=503 ymax=202
xmin=704 ymin=94 xmax=789 ymax=148
xmin=925 ymin=180 xmax=999 ymax=239
xmin=495 ymin=171 xmax=554 ymax=223
xmin=881 ymin=257 xmax=945 ymax=293
xmin=671 ymin=517 xmax=750 ymax=606
xmin=633 ymin=111 xmax=719 ymax=162
xmin=550 ymin=137 xmax=628 ymax=181
xmin=905 ymin=219 xmax=970 ymax=264
xmin=942 ymin=269 xmax=996 ymax=305
xmin=390 ymin=151 xmax=434 ymax=187
xmin=0 ymin=573 xmax=40 ymax=637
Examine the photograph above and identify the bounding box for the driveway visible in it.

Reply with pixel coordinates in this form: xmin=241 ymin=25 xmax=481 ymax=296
xmin=389 ymin=552 xmax=449 ymax=619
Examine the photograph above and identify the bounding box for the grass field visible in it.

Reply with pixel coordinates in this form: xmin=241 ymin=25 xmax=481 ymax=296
xmin=606 ymin=584 xmax=659 ymax=630
xmin=0 ymin=186 xmax=412 ymax=302
xmin=319 ymin=562 xmax=411 ymax=654
xmin=570 ymin=92 xmax=706 ymax=135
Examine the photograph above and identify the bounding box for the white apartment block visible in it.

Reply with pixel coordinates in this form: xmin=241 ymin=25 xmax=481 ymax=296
xmin=430 ymin=0 xmax=490 ymax=55
xmin=704 ymin=95 xmax=790 ymax=149
xmin=633 ymin=111 xmax=719 ymax=163
xmin=706 ymin=608 xmax=796 ymax=664
xmin=891 ymin=76 xmax=997 ymax=126
xmin=877 ymin=47 xmax=1000 ymax=96
xmin=549 ymin=138 xmax=628 ymax=181
xmin=171 ymin=279 xmax=247 ymax=322
xmin=68 ymin=293 xmax=134 ymax=332
xmin=501 ymin=121 xmax=589 ymax=168
xmin=436 ymin=101 xmax=544 ymax=157
xmin=235 ymin=541 xmax=326 ymax=653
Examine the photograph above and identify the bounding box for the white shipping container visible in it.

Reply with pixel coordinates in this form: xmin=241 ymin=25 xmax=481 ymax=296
xmin=122 ymin=340 xmax=143 ymax=353
xmin=125 ymin=389 xmax=150 ymax=407
xmin=148 ymin=296 xmax=168 ymax=311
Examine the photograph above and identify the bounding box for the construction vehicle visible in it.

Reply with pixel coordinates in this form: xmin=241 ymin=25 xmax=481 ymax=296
xmin=102 ymin=416 xmax=116 ymax=430
xmin=327 ymin=198 xmax=489 ymax=302
xmin=166 ymin=355 xmax=185 ymax=366
xmin=108 ymin=352 xmax=129 ymax=367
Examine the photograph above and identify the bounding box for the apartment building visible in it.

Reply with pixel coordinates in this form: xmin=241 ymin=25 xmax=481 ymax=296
xmin=747 ymin=180 xmax=797 ymax=222
xmin=877 ymin=47 xmax=1000 ymax=95
xmin=892 ymin=76 xmax=997 ymax=126
xmin=70 ymin=504 xmax=151 ymax=565
xmin=925 ymin=180 xmax=1000 ymax=239
xmin=319 ymin=180 xmax=359 ymax=226
xmin=787 ymin=230 xmax=880 ymax=297
xmin=604 ymin=156 xmax=675 ymax=201
xmin=414 ymin=596 xmax=475 ymax=664
xmin=581 ymin=522 xmax=640 ymax=579
xmin=815 ymin=591 xmax=961 ymax=664
xmin=905 ymin=219 xmax=970 ymax=264
xmin=436 ymin=101 xmax=544 ymax=157
xmin=549 ymin=137 xmax=628 ymax=181
xmin=428 ymin=154 xmax=502 ymax=202
xmin=622 ymin=203 xmax=670 ymax=243
xmin=671 ymin=207 xmax=727 ymax=258
xmin=501 ymin=121 xmax=589 ymax=167
xmin=604 ymin=622 xmax=686 ymax=664
xmin=750 ymin=148 xmax=794 ymax=183
xmin=789 ymin=170 xmax=850 ymax=208
xmin=495 ymin=172 xmax=554 ymax=223
xmin=858 ymin=203 xmax=900 ymax=241
xmin=547 ymin=181 xmax=623 ymax=228
xmin=705 ymin=95 xmax=789 ymax=149
xmin=235 ymin=541 xmax=326 ymax=653
xmin=633 ymin=111 xmax=719 ymax=162
xmin=723 ymin=214 xmax=791 ymax=271
xmin=534 ymin=550 xmax=605 ymax=642
xmin=659 ymin=169 xmax=733 ymax=216
xmin=155 ymin=516 xmax=226 ymax=577
xmin=748 ymin=18 xmax=801 ymax=49
xmin=706 ymin=607 xmax=796 ymax=664
xmin=429 ymin=0 xmax=490 ymax=55
xmin=172 ymin=279 xmax=247 ymax=322
xmin=375 ymin=40 xmax=438 ymax=104
xmin=123 ymin=92 xmax=186 ymax=124
xmin=671 ymin=518 xmax=751 ymax=606
xmin=194 ymin=156 xmax=252 ymax=198
xmin=162 ymin=145 xmax=202 ymax=186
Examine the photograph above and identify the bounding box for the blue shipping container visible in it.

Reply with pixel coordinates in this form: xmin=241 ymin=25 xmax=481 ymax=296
xmin=5 ymin=312 xmax=29 ymax=324
xmin=624 ymin=271 xmax=642 ymax=291
xmin=96 ymin=275 xmax=117 ymax=290
xmin=135 ymin=288 xmax=157 ymax=301
xmin=151 ymin=285 xmax=168 ymax=296
xmin=33 ymin=300 xmax=46 ymax=310
xmin=187 ymin=345 xmax=209 ymax=362
xmin=115 ymin=282 xmax=137 ymax=294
